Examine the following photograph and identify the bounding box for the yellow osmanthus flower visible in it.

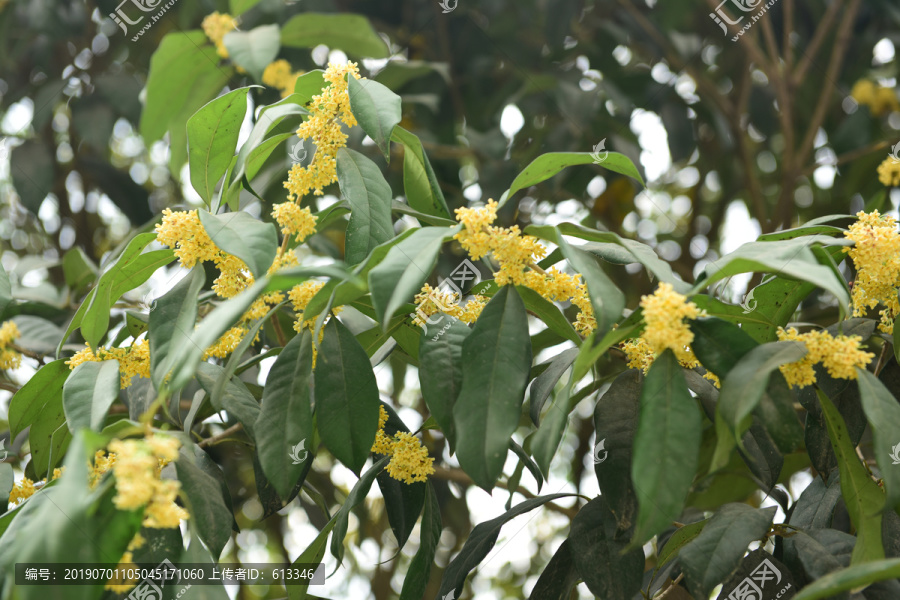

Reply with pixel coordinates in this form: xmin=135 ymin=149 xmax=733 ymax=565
xmin=851 ymin=80 xmax=900 ymax=117
xmin=105 ymin=534 xmax=145 ymax=592
xmin=0 ymin=320 xmax=22 ymax=370
xmin=776 ymin=327 xmax=874 ymax=388
xmin=262 ymin=59 xmax=304 ymax=98
xmin=8 ymin=468 xmax=64 ymax=506
xmin=272 ymin=202 xmax=318 ymax=243
xmin=411 ymin=284 xmax=487 ymax=328
xmin=621 ymin=335 xmax=720 ymax=387
xmin=284 ymin=61 xmax=361 ymax=202
xmin=370 ymin=406 xmax=435 ymax=485
xmin=90 ymin=450 xmax=116 ymax=489
xmin=201 ymin=12 xmax=238 ymax=59
xmin=66 ymin=338 xmax=151 ymax=388
xmin=843 ymin=210 xmax=900 ymax=333
xmin=877 ymin=156 xmax=900 ymax=187
xmin=640 ymin=283 xmax=702 ymax=362
xmin=108 ymin=435 xmax=189 ymax=529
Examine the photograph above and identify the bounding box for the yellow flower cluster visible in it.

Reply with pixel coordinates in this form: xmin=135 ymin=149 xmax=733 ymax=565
xmin=105 ymin=534 xmax=145 ymax=593
xmin=262 ymin=59 xmax=304 ymax=98
xmin=877 ymin=156 xmax=900 ymax=187
xmin=851 ymin=80 xmax=900 ymax=117
xmin=452 ymin=200 xmax=598 ymax=334
xmin=90 ymin=450 xmax=116 ymax=489
xmin=621 ymin=283 xmax=718 ymax=385
xmin=272 ymin=201 xmax=318 ymax=243
xmin=843 ymin=210 xmax=900 ymax=332
xmin=411 ymin=284 xmax=487 ymax=328
xmin=0 ymin=320 xmax=21 ymax=370
xmin=776 ymin=327 xmax=874 ymax=388
xmin=370 ymin=406 xmax=435 ymax=485
xmin=66 ymin=338 xmax=150 ymax=388
xmin=284 ymin=61 xmax=361 ymax=202
xmin=201 ymin=12 xmax=238 ymax=59
xmin=8 ymin=468 xmax=63 ymax=506
xmin=108 ymin=435 xmax=188 ymax=529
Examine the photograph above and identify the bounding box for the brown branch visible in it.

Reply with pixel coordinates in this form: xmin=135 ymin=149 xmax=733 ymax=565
xmin=431 ymin=466 xmax=579 ymax=519
xmin=198 ymin=423 xmax=244 ymax=448
xmin=759 ymin=15 xmax=781 ymax=68
xmin=654 ymin=573 xmax=685 ymax=599
xmin=783 ymin=0 xmax=794 ymax=72
xmin=791 ymin=0 xmax=843 ymax=87
xmin=733 ymin=64 xmax=769 ymax=226
xmin=799 ymin=140 xmax=891 ymax=177
xmin=8 ymin=344 xmax=47 ymax=362
xmin=0 ymin=382 xmax=19 ymax=394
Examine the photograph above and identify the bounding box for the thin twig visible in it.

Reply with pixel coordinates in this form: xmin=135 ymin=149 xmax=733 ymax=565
xmin=198 ymin=423 xmax=244 ymax=448
xmin=654 ymin=573 xmax=685 ymax=599
xmin=874 ymin=342 xmax=890 ymax=377
xmin=799 ymin=140 xmax=891 ymax=177
xmin=8 ymin=344 xmax=47 ymax=362
xmin=792 ymin=0 xmax=843 ymax=87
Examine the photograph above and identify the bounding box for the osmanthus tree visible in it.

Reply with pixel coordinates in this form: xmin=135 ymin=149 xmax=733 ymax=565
xmin=3 ymin=7 xmax=900 ymax=600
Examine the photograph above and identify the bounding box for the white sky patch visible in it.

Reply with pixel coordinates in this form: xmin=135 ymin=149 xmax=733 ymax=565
xmin=500 ymin=104 xmax=525 ymax=139
xmin=630 ymin=109 xmax=671 ymax=182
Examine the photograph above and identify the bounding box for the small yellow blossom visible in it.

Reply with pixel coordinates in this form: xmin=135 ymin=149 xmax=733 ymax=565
xmin=262 ymin=59 xmax=305 ymax=98
xmin=105 ymin=534 xmax=146 ymax=592
xmin=843 ymin=210 xmax=900 ymax=332
xmin=8 ymin=477 xmax=35 ymax=505
xmin=776 ymin=327 xmax=874 ymax=388
xmin=371 ymin=405 xmax=435 ymax=484
xmin=851 ymin=80 xmax=900 ymax=117
xmin=201 ymin=12 xmax=238 ymax=59
xmin=0 ymin=320 xmax=21 ymax=370
xmin=90 ymin=450 xmax=116 ymax=489
xmin=66 ymin=338 xmax=151 ymax=388
xmin=640 ymin=283 xmax=703 ymax=363
xmin=877 ymin=156 xmax=900 ymax=187
xmin=155 ymin=208 xmax=219 ymax=268
xmin=370 ymin=406 xmax=395 ymax=455
xmin=272 ymin=202 xmax=318 ymax=243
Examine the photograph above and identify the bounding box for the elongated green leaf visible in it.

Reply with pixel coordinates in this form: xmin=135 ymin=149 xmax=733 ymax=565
xmin=791 ymin=558 xmax=900 ymax=600
xmin=527 ymin=539 xmax=580 ymax=600
xmin=418 ymin=317 xmax=471 ymax=451
xmin=293 ymin=70 xmax=326 ymax=105
xmin=199 ymin=210 xmax=278 ymax=279
xmin=223 ymin=26 xmax=280 ymax=80
xmin=0 ymin=262 xmax=11 ymax=317
xmin=336 ymin=147 xmax=394 ymax=265
xmin=331 ymin=456 xmax=389 ymax=569
xmin=569 ymin=497 xmax=644 ymax=599
xmin=658 ymin=520 xmax=707 ymax=566
xmin=140 ymin=32 xmax=232 ymax=143
xmin=530 ymin=374 xmax=572 ymax=478
xmin=9 ymin=359 xmax=69 ymax=438
xmin=631 ymin=349 xmax=702 ymax=547
xmin=62 ymin=360 xmax=120 ymax=432
xmin=28 ymin=393 xmax=70 ymax=478
xmin=368 ymin=226 xmax=457 ymax=325
xmin=255 ymin=330 xmax=315 ymax=498
xmin=593 ymin=369 xmax=641 ymax=532
xmin=556 ymin=234 xmax=625 ymax=338
xmin=437 ymin=493 xmax=574 ymax=598
xmin=718 ymin=341 xmax=807 ymax=438
xmin=315 ymin=318 xmax=380 ymax=473
xmin=690 ymin=317 xmax=759 ymax=379
xmin=399 ymin=483 xmax=442 ymax=600
xmin=507 ymin=152 xmax=644 ymax=198
xmin=280 ymin=13 xmax=389 ymax=58
xmin=348 ymin=76 xmax=401 ymax=160
xmin=149 ymin=267 xmax=205 ymax=389
xmin=175 ymin=446 xmax=234 ymax=561
xmin=817 ymin=389 xmax=885 ymax=564
xmin=195 ymin=363 xmax=260 ymax=440
xmin=230 ymin=0 xmax=263 ymax=15
xmin=856 ymin=368 xmax=900 ymax=511
xmin=530 ymin=348 xmax=579 ymax=426
xmin=188 ymin=88 xmax=251 ymax=205
xmin=453 ymin=286 xmax=533 ymax=490
xmin=679 ymin=504 xmax=777 ymax=599
xmin=286 ymin=517 xmax=337 ymax=600
xmin=391 ymin=127 xmax=451 ymax=218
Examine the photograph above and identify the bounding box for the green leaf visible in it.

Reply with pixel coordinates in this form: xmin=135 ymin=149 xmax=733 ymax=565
xmin=437 ymin=493 xmax=574 ymax=598
xmin=530 ymin=348 xmax=579 ymax=426
xmin=527 ymin=539 xmax=580 ymax=600
xmin=0 ymin=262 xmax=10 ymax=318
xmin=507 ymin=152 xmax=644 ymax=198
xmin=657 ymin=520 xmax=707 ymax=566
xmin=348 ymin=76 xmax=401 ymax=160
xmin=28 ymin=393 xmax=71 ymax=479
xmin=718 ymin=341 xmax=807 ymax=439
xmin=690 ymin=317 xmax=759 ymax=379
xmin=368 ymin=226 xmax=457 ymax=325
xmin=61 ymin=247 xmax=97 ymax=295
xmin=8 ymin=359 xmax=69 ymax=438
xmin=856 ymin=368 xmax=900 ymax=511
xmin=195 ymin=363 xmax=260 ymax=440
xmin=286 ymin=517 xmax=337 ymax=600
xmin=149 ymin=266 xmax=205 ymax=389
xmin=198 ymin=210 xmax=278 ymax=279
xmin=390 ymin=127 xmax=451 ymax=218
xmin=418 ymin=317 xmax=471 ymax=451
xmin=791 ymin=558 xmax=900 ymax=600
xmin=188 ymin=88 xmax=251 ymax=205
xmin=593 ymin=369 xmax=641 ymax=532
xmin=280 ymin=13 xmax=389 ymax=58
xmin=530 ymin=380 xmax=572 ymax=478
xmin=62 ymin=360 xmax=120 ymax=432
xmin=254 ymin=330 xmax=315 ymax=498
xmin=453 ymin=286 xmax=533 ymax=490
xmin=140 ymin=31 xmax=232 ymax=144
xmin=223 ymin=25 xmax=280 ymax=80
xmin=175 ymin=446 xmax=235 ymax=560
xmin=817 ymin=389 xmax=885 ymax=564
xmin=569 ymin=498 xmax=644 ymax=600
xmin=330 ymin=456 xmax=390 ymax=569
xmin=336 ymin=147 xmax=395 ymax=265
xmin=229 ymin=0 xmax=263 ymax=15
xmin=698 ymin=237 xmax=851 ymax=315
xmin=555 ymin=234 xmax=625 ymax=338
xmin=399 ymin=483 xmax=442 ymax=600
xmin=679 ymin=503 xmax=777 ymax=599
xmin=293 ymin=70 xmax=327 ymax=105
xmin=630 ymin=349 xmax=702 ymax=547
xmin=314 ymin=318 xmax=380 ymax=473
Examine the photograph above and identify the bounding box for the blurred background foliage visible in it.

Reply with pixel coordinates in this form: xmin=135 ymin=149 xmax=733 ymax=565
xmin=2 ymin=0 xmax=900 ymax=598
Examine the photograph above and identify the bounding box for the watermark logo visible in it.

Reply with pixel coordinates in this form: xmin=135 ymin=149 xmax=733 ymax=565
xmin=710 ymin=0 xmax=777 ymax=42
xmin=410 ymin=259 xmax=483 ymax=336
xmin=126 ymin=558 xmax=189 ymax=600
xmin=0 ymin=441 xmax=8 ymax=461
xmin=288 ymin=141 xmax=308 ymax=165
xmin=438 ymin=0 xmax=458 ymax=13
xmin=593 ymin=438 xmax=608 ymax=464
xmin=289 ymin=439 xmax=308 ymax=465
xmin=726 ymin=558 xmax=791 ymax=600
xmin=890 ymin=442 xmax=900 ymax=465
xmin=442 ymin=590 xmax=457 ymax=600
xmin=590 ymin=139 xmax=608 ymax=164
xmin=139 ymin=292 xmax=157 ymax=313
xmin=110 ymin=0 xmax=181 ymax=41
xmin=740 ymin=288 xmax=757 ymax=314
xmin=890 ymin=142 xmax=900 ymax=164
